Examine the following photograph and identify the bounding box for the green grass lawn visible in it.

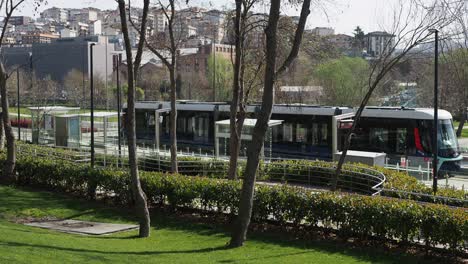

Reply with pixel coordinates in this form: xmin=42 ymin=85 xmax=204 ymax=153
xmin=453 ymin=121 xmax=468 ymax=138
xmin=0 ymin=186 xmax=439 ymax=264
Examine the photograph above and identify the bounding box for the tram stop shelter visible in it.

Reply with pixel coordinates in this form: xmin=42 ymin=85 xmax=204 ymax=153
xmin=79 ymin=112 xmax=120 ymax=149
xmin=28 ymin=106 xmax=80 ymax=145
xmin=214 ymin=119 xmax=283 ymax=158
xmin=55 ymin=114 xmax=81 ymax=148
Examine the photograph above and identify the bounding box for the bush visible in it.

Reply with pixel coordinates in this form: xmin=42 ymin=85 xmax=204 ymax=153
xmin=5 ymin=150 xmax=468 ymax=252
xmin=14 ymin=143 xmax=468 ymax=206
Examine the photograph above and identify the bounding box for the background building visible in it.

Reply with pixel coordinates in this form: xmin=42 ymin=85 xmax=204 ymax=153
xmin=365 ymin=31 xmax=395 ymax=57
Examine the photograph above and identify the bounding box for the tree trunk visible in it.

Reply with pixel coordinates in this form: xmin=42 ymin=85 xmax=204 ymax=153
xmin=229 ymin=0 xmax=281 ymax=247
xmin=0 ymin=112 xmax=5 ymax=151
xmin=118 ymin=0 xmax=151 ymax=238
xmin=228 ymin=0 xmax=243 ymax=180
xmin=0 ymin=63 xmax=16 ymax=184
xmin=169 ymin=65 xmax=178 ymax=173
xmin=333 ymin=73 xmax=386 ymax=190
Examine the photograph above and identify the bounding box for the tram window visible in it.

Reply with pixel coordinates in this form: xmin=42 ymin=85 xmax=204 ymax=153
xmin=419 ymin=120 xmax=432 ymax=153
xmin=148 ymin=113 xmax=155 ymax=126
xmin=311 ymin=123 xmax=318 ymax=145
xmin=296 ymin=124 xmax=306 ymax=143
xmin=272 ymin=126 xmax=282 ymax=142
xmin=187 ymin=117 xmax=194 ymax=135
xmin=320 ymin=124 xmax=328 ymax=145
xmin=396 ymin=128 xmax=407 ymax=154
xmin=310 ymin=123 xmax=327 ymax=146
xmin=196 ymin=117 xmax=209 ymax=138
xmin=369 ymin=128 xmax=388 ymax=151
xmin=283 ymin=123 xmax=293 ymax=142
xmin=164 ymin=116 xmax=169 ymax=135
xmin=197 ymin=117 xmax=203 ymax=137
xmin=177 ymin=117 xmax=186 ymax=133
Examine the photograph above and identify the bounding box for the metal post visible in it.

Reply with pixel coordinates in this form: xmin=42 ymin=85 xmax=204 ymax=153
xmin=115 ymin=54 xmax=122 ymax=167
xmin=90 ymin=43 xmax=96 ymax=168
xmin=16 ymin=68 xmax=20 ymax=140
xmin=155 ymin=111 xmax=160 ymax=152
xmin=212 ymin=40 xmax=216 ymax=102
xmin=432 ymin=30 xmax=439 ymax=194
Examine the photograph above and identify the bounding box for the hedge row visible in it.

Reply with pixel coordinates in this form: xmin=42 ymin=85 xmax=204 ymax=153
xmin=15 ymin=143 xmax=468 ymax=206
xmin=4 ymin=150 xmax=468 ymax=252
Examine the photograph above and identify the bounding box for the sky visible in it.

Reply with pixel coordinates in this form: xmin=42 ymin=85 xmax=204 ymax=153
xmin=16 ymin=0 xmax=398 ymax=35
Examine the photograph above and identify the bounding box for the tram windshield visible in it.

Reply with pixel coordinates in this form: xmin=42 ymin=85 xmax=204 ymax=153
xmin=438 ymin=119 xmax=459 ymax=158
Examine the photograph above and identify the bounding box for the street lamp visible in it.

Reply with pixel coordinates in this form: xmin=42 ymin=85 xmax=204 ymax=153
xmin=16 ymin=67 xmax=20 ymax=140
xmin=90 ymin=43 xmax=96 ymax=168
xmin=113 ymin=53 xmax=122 ymax=167
xmin=430 ymin=29 xmax=439 ymax=194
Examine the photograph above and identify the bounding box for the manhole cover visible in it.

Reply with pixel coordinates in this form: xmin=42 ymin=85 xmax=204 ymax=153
xmin=25 ymin=219 xmax=138 ymax=235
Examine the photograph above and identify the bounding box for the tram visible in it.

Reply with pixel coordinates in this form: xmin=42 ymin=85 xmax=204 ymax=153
xmin=126 ymin=101 xmax=462 ymax=172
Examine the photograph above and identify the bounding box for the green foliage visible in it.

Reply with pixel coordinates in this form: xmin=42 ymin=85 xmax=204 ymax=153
xmin=314 ymin=57 xmax=370 ymax=106
xmin=14 ymin=143 xmax=467 ymax=206
xmin=112 ymin=84 xmax=145 ymax=101
xmin=207 ymin=54 xmax=233 ymax=101
xmin=6 ymin=148 xmax=468 ymax=252
xmin=0 ymin=187 xmax=439 ymax=264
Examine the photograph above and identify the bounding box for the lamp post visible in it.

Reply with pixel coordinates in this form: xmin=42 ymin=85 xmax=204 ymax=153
xmin=16 ymin=68 xmax=20 ymax=140
xmin=430 ymin=29 xmax=439 ymax=194
xmin=90 ymin=43 xmax=96 ymax=168
xmin=113 ymin=53 xmax=122 ymax=167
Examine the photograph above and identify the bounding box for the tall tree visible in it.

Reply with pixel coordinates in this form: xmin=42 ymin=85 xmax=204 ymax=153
xmin=227 ymin=0 xmax=266 ymax=180
xmin=353 ymin=26 xmax=365 ymax=51
xmin=332 ymin=0 xmax=458 ymax=191
xmin=314 ymin=56 xmax=370 ymax=106
xmin=207 ymin=54 xmax=233 ymax=102
xmin=229 ymin=0 xmax=312 ymax=247
xmin=0 ymin=0 xmax=44 ymax=184
xmin=440 ymin=0 xmax=468 ymax=136
xmin=116 ymin=0 xmax=151 ymax=237
xmin=144 ymin=0 xmax=189 ymax=173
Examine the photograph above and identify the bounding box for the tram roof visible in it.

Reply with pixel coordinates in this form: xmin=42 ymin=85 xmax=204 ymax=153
xmin=133 ymin=101 xmax=351 ymax=116
xmin=131 ymin=102 xmax=454 ymax=120
xmin=361 ymin=107 xmax=453 ymax=120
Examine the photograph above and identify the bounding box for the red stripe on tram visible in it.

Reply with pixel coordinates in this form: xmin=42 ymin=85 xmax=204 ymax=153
xmin=414 ymin=127 xmax=423 ymax=152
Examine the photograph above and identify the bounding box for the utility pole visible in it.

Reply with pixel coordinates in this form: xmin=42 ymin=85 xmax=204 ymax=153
xmin=114 ymin=54 xmax=122 ymax=167
xmin=16 ymin=68 xmax=20 ymax=141
xmin=212 ymin=24 xmax=217 ymax=102
xmin=431 ymin=29 xmax=439 ymax=194
xmin=90 ymin=43 xmax=96 ymax=168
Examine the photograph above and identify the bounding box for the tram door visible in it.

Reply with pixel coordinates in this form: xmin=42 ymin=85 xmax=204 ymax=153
xmin=337 ymin=119 xmax=353 ymax=151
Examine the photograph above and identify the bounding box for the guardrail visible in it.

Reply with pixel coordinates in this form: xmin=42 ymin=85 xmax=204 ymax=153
xmin=16 ymin=144 xmax=386 ymax=196
xmin=382 ymin=188 xmax=467 ymax=207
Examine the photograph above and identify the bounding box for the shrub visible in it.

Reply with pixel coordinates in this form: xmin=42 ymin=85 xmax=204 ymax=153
xmin=6 ymin=150 xmax=468 ymax=252
xmin=14 ymin=143 xmax=468 ymax=206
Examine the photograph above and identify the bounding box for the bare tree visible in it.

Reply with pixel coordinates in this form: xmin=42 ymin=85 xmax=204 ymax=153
xmin=0 ymin=0 xmax=44 ymax=184
xmin=142 ymin=0 xmax=187 ymax=173
xmin=332 ymin=0 xmax=458 ymax=191
xmin=117 ymin=0 xmax=151 ymax=238
xmin=227 ymin=0 xmax=266 ymax=180
xmin=64 ymin=69 xmax=87 ymax=107
xmin=440 ymin=0 xmax=468 ymax=136
xmin=0 ymin=112 xmax=4 ymax=151
xmin=229 ymin=0 xmax=312 ymax=247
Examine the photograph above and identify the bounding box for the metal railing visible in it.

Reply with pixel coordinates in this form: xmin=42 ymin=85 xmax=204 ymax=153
xmin=16 ymin=143 xmax=387 ymax=196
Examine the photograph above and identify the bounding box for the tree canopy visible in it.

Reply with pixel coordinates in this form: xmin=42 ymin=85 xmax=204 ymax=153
xmin=314 ymin=56 xmax=370 ymax=106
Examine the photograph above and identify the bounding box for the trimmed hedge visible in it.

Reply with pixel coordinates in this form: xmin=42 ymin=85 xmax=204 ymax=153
xmin=15 ymin=143 xmax=468 ymax=206
xmin=3 ymin=150 xmax=468 ymax=252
